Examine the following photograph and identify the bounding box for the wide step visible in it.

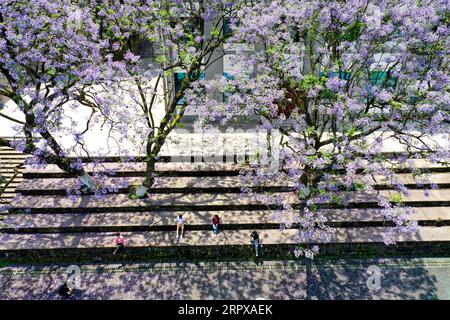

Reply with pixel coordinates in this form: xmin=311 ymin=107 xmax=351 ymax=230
xmin=1 ymin=153 xmax=449 ymax=262
xmin=1 ymin=226 xmax=449 ymax=251
xmin=23 ymin=162 xmax=245 ymax=178
xmin=9 ymin=190 xmax=450 ymax=213
xmin=22 ymin=158 xmax=450 ymax=178
xmin=14 ymin=172 xmax=450 ymax=196
xmin=2 ymin=207 xmax=448 ymax=232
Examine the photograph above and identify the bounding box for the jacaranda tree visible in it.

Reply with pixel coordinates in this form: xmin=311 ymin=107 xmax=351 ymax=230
xmin=0 ymin=0 xmax=240 ymax=199
xmin=188 ymin=0 xmax=450 ymax=257
xmin=101 ymin=0 xmax=241 ymax=191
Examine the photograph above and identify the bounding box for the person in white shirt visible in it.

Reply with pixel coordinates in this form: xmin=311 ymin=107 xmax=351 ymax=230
xmin=176 ymin=214 xmax=185 ymax=240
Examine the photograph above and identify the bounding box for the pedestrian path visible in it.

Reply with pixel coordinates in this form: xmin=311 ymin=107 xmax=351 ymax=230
xmin=1 ymin=258 xmax=449 ymax=299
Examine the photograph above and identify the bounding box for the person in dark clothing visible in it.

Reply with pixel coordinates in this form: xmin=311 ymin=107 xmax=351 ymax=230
xmin=212 ymin=214 xmax=221 ymax=236
xmin=58 ymin=282 xmax=73 ymax=299
xmin=250 ymin=231 xmax=262 ymax=257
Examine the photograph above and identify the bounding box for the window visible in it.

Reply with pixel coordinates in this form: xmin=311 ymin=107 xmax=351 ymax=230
xmin=174 ymin=72 xmax=205 ymax=105
xmin=174 ymin=72 xmax=186 ymax=97
xmin=320 ymin=71 xmax=351 ymax=80
xmin=223 ymin=72 xmax=234 ymax=103
xmin=290 ymin=27 xmax=301 ymax=42
xmin=224 ymin=18 xmax=233 ymax=37
xmin=363 ymin=71 xmax=398 ymax=102
xmin=223 ymin=18 xmax=239 ymax=37
xmin=138 ymin=39 xmax=155 ymax=59
xmin=369 ymin=71 xmax=397 ymax=89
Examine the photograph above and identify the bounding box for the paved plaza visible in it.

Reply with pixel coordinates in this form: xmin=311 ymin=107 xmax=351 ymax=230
xmin=1 ymin=258 xmax=449 ymax=300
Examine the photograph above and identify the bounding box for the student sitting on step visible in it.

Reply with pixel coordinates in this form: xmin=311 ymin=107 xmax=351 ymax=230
xmin=58 ymin=281 xmax=73 ymax=299
xmin=113 ymin=232 xmax=125 ymax=255
xmin=250 ymin=231 xmax=262 ymax=257
xmin=212 ymin=214 xmax=221 ymax=236
xmin=176 ymin=214 xmax=185 ymax=240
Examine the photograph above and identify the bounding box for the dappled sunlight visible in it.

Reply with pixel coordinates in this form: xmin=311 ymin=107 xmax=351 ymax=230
xmin=0 ymin=259 xmax=445 ymax=299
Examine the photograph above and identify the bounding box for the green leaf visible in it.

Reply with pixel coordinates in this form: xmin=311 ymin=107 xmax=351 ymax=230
xmin=340 ymin=21 xmax=366 ymax=42
xmin=47 ymin=67 xmax=57 ymax=77
xmin=156 ymin=55 xmax=168 ymax=64
xmin=352 ymin=182 xmax=366 ymax=191
xmin=300 ymin=75 xmax=321 ymax=90
xmin=307 ymin=126 xmax=316 ymax=135
xmin=391 ymin=192 xmax=403 ymax=203
xmin=344 ymin=125 xmax=358 ymax=137
xmin=332 ymin=195 xmax=344 ymax=206
xmin=389 ymin=100 xmax=403 ymax=110
xmin=211 ymin=28 xmax=220 ymax=37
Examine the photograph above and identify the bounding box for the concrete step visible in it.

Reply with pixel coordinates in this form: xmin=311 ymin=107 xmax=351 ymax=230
xmin=0 ymin=155 xmax=27 ymax=159
xmin=1 ymin=207 xmax=448 ymax=233
xmin=10 ymin=193 xmax=285 ymax=213
xmin=0 ymin=161 xmax=24 ymax=165
xmin=0 ymin=169 xmax=24 ymax=174
xmin=0 ymin=226 xmax=449 ymax=251
xmin=0 ymin=146 xmax=26 ymax=208
xmin=1 ymin=149 xmax=448 ymax=262
xmin=0 ymin=148 xmax=22 ymax=152
xmin=23 ymin=175 xmax=276 ymax=188
xmin=9 ymin=190 xmax=450 ymax=213
xmin=0 ymin=182 xmax=21 ymax=188
xmin=0 ymin=193 xmax=16 ymax=198
xmin=0 ymin=152 xmax=21 ymax=155
xmin=21 ymin=159 xmax=450 ymax=179
xmin=0 ymin=173 xmax=22 ymax=178
xmin=23 ymin=162 xmax=245 ymax=178
xmin=14 ymin=172 xmax=450 ymax=195
xmin=0 ymin=157 xmax=24 ymax=167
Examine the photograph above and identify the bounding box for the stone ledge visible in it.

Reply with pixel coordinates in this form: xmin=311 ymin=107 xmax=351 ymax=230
xmin=1 ymin=227 xmax=449 ymax=251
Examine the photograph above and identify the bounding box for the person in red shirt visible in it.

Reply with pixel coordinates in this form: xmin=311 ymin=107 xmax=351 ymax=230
xmin=212 ymin=214 xmax=221 ymax=236
xmin=113 ymin=232 xmax=125 ymax=255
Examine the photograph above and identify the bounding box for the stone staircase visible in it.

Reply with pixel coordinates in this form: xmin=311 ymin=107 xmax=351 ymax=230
xmin=0 ymin=154 xmax=449 ymax=263
xmin=0 ymin=144 xmax=26 ymax=213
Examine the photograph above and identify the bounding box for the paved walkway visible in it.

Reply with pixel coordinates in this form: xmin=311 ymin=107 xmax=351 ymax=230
xmin=1 ymin=258 xmax=449 ymax=299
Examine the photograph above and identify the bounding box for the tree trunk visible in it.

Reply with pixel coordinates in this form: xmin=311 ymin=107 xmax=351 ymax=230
xmin=144 ymin=156 xmax=156 ymax=189
xmin=143 ymin=132 xmax=163 ymax=189
xmin=300 ymin=165 xmax=320 ymax=191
